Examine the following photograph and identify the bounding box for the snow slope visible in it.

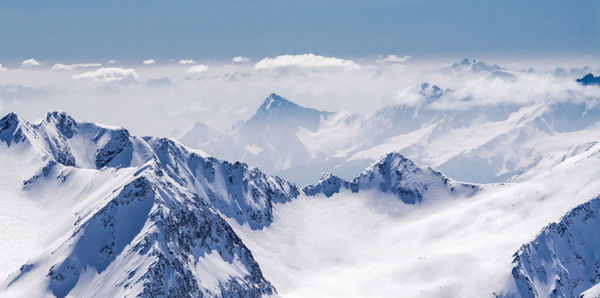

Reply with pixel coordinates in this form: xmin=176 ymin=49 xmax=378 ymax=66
xmin=229 ymin=142 xmax=600 ymax=297
xmin=0 ymin=111 xmax=298 ymax=297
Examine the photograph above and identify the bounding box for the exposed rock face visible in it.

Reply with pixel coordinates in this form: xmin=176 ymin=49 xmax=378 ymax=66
xmin=94 ymin=128 xmax=133 ymax=169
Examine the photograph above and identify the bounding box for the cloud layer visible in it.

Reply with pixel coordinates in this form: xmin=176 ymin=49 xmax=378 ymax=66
xmin=0 ymin=55 xmax=597 ymax=139
xmin=254 ymin=54 xmax=359 ymax=70
xmin=51 ymin=63 xmax=102 ymax=70
xmin=72 ymin=67 xmax=138 ymax=82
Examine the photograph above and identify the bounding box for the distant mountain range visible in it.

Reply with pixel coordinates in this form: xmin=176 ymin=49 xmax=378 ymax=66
xmin=177 ymin=81 xmax=600 ymax=186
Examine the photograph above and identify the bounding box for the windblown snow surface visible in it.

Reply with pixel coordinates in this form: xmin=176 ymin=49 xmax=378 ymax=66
xmin=230 ymin=143 xmax=600 ymax=297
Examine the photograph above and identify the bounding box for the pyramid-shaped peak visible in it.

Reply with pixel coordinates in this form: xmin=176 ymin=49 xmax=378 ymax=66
xmin=259 ymin=93 xmax=298 ymax=111
xmin=377 ymin=151 xmax=411 ymax=165
xmin=240 ymin=93 xmax=333 ymax=133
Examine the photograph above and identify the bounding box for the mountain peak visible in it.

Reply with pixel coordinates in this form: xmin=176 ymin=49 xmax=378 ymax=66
xmin=242 ymin=93 xmax=331 ymax=132
xmin=377 ymin=151 xmax=409 ymax=163
xmin=303 ymin=152 xmax=478 ymax=203
xmin=0 ymin=112 xmax=27 ymax=146
xmin=576 ymin=73 xmax=600 ymax=86
xmin=301 ymin=173 xmax=350 ymax=197
xmin=43 ymin=111 xmax=78 ymax=138
xmin=417 ymin=83 xmax=444 ymax=103
xmin=259 ymin=93 xmax=297 ymax=111
xmin=449 ymin=58 xmax=502 ymax=73
xmin=0 ymin=112 xmax=19 ymax=127
xmin=45 ymin=110 xmax=71 ymax=120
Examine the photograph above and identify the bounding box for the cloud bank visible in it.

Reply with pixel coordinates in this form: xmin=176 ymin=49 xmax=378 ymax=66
xmin=0 ymin=55 xmax=597 ymax=138
xmin=51 ymin=63 xmax=102 ymax=70
xmin=254 ymin=54 xmax=359 ymax=70
xmin=72 ymin=67 xmax=138 ymax=83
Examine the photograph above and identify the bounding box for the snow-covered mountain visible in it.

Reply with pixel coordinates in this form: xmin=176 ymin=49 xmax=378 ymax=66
xmin=577 ymin=73 xmax=600 ymax=86
xmin=446 ymin=58 xmax=502 ymax=73
xmin=0 ymin=111 xmax=298 ymax=297
xmin=3 ymin=109 xmax=600 ymax=297
xmin=510 ymin=196 xmax=600 ymax=297
xmin=302 ymin=152 xmax=477 ymax=204
xmin=178 ymin=93 xmax=338 ymax=185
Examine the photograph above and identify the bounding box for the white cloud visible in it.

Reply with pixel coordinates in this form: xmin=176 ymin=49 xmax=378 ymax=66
xmin=51 ymin=63 xmax=102 ymax=71
xmin=108 ymin=60 xmax=117 ymax=64
xmin=377 ymin=55 xmax=411 ymax=64
xmin=178 ymin=59 xmax=197 ymax=65
xmin=232 ymin=56 xmax=250 ymax=63
xmin=72 ymin=67 xmax=138 ymax=83
xmin=21 ymin=58 xmax=40 ymax=67
xmin=143 ymin=59 xmax=156 ymax=65
xmin=186 ymin=64 xmax=209 ymax=73
xmin=0 ymin=64 xmax=7 ymax=71
xmin=254 ymin=54 xmax=360 ymax=70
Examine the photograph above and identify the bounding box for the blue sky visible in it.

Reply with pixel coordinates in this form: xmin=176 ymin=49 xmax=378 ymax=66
xmin=0 ymin=0 xmax=598 ymax=62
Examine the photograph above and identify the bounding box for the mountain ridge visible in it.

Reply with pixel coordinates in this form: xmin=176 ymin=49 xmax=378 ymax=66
xmin=302 ymin=152 xmax=478 ymax=203
xmin=0 ymin=111 xmax=301 ymax=297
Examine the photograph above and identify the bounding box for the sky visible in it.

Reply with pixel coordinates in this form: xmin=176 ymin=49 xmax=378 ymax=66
xmin=0 ymin=0 xmax=598 ymax=63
